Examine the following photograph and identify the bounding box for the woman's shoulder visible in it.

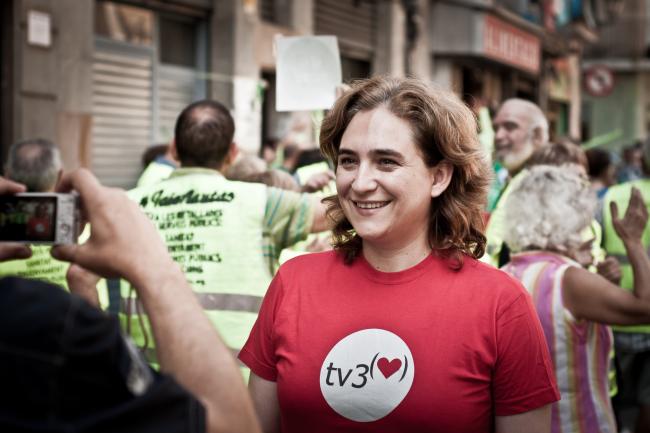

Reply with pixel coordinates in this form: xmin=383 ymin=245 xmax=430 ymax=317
xmin=277 ymin=250 xmax=343 ymax=277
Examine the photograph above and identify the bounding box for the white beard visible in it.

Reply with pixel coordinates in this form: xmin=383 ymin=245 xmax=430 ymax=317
xmin=500 ymin=142 xmax=534 ymax=173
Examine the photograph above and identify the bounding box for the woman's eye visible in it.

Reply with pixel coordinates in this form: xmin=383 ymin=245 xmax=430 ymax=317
xmin=338 ymin=157 xmax=356 ymax=166
xmin=379 ymin=158 xmax=397 ymax=166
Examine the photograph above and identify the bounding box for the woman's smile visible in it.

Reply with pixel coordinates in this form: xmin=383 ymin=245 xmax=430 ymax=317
xmin=352 ymin=200 xmax=391 ymax=210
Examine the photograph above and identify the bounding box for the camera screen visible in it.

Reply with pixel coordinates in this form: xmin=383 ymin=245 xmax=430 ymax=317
xmin=0 ymin=196 xmax=57 ymax=242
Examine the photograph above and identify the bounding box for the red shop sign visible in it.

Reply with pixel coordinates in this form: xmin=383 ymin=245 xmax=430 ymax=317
xmin=484 ymin=15 xmax=541 ymax=75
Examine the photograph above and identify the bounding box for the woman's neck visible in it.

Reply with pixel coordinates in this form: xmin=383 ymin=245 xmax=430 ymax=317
xmin=362 ymin=239 xmax=432 ymax=273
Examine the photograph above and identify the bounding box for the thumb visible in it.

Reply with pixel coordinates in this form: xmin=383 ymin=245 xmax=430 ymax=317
xmin=0 ymin=244 xmax=32 ymax=261
xmin=610 ymin=201 xmax=619 ymax=222
xmin=51 ymin=243 xmax=83 ymax=264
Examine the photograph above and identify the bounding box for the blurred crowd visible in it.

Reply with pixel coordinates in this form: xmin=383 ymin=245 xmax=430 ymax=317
xmin=1 ymin=77 xmax=650 ymax=433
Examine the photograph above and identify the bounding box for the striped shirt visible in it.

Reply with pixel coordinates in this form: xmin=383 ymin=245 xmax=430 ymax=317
xmin=263 ymin=187 xmax=315 ymax=274
xmin=503 ymin=251 xmax=616 ymax=433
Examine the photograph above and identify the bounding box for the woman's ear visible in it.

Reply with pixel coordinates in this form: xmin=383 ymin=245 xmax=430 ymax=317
xmin=430 ymin=161 xmax=453 ymax=198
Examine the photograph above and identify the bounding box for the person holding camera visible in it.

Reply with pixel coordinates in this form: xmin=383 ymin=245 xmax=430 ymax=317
xmin=0 ymin=138 xmax=70 ymax=288
xmin=0 ymin=170 xmax=260 ymax=433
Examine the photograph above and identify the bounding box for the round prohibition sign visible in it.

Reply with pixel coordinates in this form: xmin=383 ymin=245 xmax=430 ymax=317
xmin=584 ymin=65 xmax=615 ymax=97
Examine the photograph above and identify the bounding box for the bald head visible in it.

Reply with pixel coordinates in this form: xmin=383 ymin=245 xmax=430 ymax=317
xmin=5 ymin=138 xmax=62 ymax=192
xmin=493 ymin=98 xmax=549 ymax=173
xmin=174 ymin=100 xmax=235 ymax=169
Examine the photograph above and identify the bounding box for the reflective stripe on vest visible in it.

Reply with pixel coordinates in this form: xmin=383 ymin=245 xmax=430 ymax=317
xmin=603 ymin=179 xmax=650 ymax=333
xmin=121 ymin=292 xmax=263 ymax=313
xmin=120 ymin=169 xmax=271 ymax=374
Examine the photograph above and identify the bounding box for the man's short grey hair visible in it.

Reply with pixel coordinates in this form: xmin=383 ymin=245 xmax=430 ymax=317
xmin=503 ymin=165 xmax=595 ymax=254
xmin=503 ymin=98 xmax=549 ymax=144
xmin=5 ymin=138 xmax=62 ymax=192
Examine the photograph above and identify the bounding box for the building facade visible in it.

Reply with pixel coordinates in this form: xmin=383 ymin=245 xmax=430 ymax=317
xmin=582 ymin=0 xmax=650 ymax=150
xmin=1 ymin=0 xmax=619 ymax=189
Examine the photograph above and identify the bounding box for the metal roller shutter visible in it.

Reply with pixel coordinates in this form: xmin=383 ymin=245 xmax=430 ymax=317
xmin=157 ymin=65 xmax=198 ymax=142
xmin=92 ymin=42 xmax=153 ymax=189
xmin=314 ymin=0 xmax=377 ymax=59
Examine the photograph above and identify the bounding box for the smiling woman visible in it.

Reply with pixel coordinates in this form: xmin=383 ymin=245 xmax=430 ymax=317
xmin=239 ymin=76 xmax=560 ymax=433
xmin=320 ymin=77 xmax=490 ymax=268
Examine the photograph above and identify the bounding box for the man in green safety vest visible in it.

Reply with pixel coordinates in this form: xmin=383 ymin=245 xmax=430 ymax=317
xmin=603 ymin=139 xmax=650 ymax=432
xmin=122 ymin=100 xmax=329 ymax=377
xmin=0 ymin=138 xmax=69 ymax=288
xmin=136 ymin=142 xmax=178 ymax=188
xmin=484 ymin=99 xmax=549 ymax=266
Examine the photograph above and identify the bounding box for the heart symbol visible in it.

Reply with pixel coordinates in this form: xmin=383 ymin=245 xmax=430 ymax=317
xmin=377 ymin=357 xmax=402 ymax=379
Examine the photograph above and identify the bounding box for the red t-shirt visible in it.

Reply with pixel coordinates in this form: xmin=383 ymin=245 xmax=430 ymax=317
xmin=239 ymin=251 xmax=559 ymax=433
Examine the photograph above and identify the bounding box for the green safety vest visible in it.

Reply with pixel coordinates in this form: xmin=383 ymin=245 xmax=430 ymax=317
xmin=602 ymin=179 xmax=650 ymax=333
xmin=483 ymin=170 xmax=528 ymax=266
xmin=121 ymin=168 xmax=270 ymax=378
xmin=0 ymin=229 xmax=110 ymax=308
xmin=136 ymin=160 xmax=175 ymax=188
xmin=0 ymin=245 xmax=69 ymax=288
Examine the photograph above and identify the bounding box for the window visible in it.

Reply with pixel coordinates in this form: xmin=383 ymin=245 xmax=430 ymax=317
xmin=258 ymin=0 xmax=292 ymax=26
xmin=159 ymin=16 xmax=197 ymax=67
xmin=95 ymin=1 xmax=153 ymax=46
xmin=341 ymin=57 xmax=370 ymax=82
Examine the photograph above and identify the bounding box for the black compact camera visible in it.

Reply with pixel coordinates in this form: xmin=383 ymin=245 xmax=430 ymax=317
xmin=0 ymin=193 xmax=80 ymax=244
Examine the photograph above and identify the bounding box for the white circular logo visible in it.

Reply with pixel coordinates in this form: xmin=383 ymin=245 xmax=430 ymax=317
xmin=319 ymin=328 xmax=415 ymax=422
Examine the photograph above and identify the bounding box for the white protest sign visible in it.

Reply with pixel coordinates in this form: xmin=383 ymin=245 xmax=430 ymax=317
xmin=276 ymin=35 xmax=342 ymax=112
xmin=28 ymin=10 xmax=52 ymax=47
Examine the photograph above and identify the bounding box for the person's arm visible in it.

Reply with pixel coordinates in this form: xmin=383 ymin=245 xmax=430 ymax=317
xmin=249 ymin=373 xmax=281 ymax=433
xmin=596 ymin=256 xmax=622 ymax=285
xmin=563 ymin=187 xmax=650 ymax=325
xmin=495 ymin=405 xmax=551 ymax=433
xmin=51 ymin=169 xmax=261 ymax=433
xmin=266 ymin=187 xmax=329 ymax=250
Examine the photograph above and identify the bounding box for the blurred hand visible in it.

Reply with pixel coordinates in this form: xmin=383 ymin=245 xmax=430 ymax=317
xmin=597 ymin=256 xmax=622 ymax=285
xmin=66 ymin=263 xmax=101 ymax=307
xmin=611 ymin=187 xmax=649 ymax=244
xmin=51 ymin=169 xmax=174 ymax=285
xmin=301 ymin=170 xmax=335 ymax=193
xmin=0 ymin=177 xmax=32 ymax=262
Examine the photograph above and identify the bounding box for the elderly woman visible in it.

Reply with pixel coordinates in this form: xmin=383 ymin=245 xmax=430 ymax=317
xmin=501 ymin=164 xmax=650 ymax=433
xmin=239 ymin=77 xmax=559 ymax=432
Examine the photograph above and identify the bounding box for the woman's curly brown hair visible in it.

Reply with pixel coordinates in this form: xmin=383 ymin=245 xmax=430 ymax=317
xmin=320 ymin=76 xmax=491 ymax=267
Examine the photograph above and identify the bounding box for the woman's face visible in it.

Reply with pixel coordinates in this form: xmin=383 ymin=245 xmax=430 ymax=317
xmin=335 ymin=107 xmax=442 ymax=250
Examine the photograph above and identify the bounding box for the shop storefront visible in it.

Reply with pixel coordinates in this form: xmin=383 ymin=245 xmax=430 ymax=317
xmin=430 ymin=2 xmax=541 ymax=109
